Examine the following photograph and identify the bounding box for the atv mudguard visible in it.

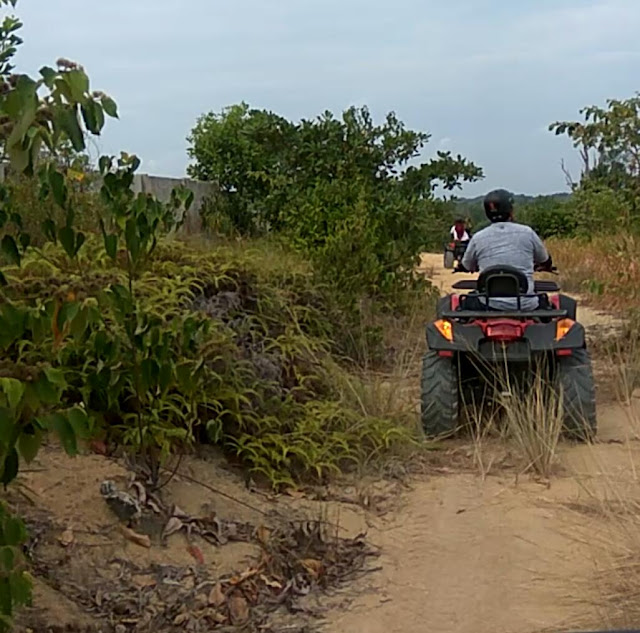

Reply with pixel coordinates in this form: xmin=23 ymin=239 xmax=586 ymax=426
xmin=426 ymin=315 xmax=586 ymax=362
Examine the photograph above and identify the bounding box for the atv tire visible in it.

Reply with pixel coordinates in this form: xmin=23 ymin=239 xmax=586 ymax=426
xmin=558 ymin=348 xmax=597 ymax=441
xmin=444 ymin=250 xmax=454 ymax=269
xmin=421 ymin=351 xmax=459 ymax=437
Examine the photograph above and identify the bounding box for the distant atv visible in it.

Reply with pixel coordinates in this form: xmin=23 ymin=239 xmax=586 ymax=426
xmin=421 ymin=265 xmax=596 ymax=440
xmin=444 ymin=240 xmax=469 ymax=270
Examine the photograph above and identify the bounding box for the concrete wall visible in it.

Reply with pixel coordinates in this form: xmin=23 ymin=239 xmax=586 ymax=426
xmin=131 ymin=174 xmax=215 ymax=234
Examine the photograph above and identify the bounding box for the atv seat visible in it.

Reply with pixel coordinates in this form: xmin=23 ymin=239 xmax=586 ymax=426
xmin=445 ymin=264 xmax=568 ymax=320
xmin=477 ymin=265 xmax=528 ymax=297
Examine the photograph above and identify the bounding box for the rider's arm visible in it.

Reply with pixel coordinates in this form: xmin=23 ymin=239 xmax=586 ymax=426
xmin=460 ymin=238 xmax=478 ymax=272
xmin=531 ymin=230 xmax=553 ymax=271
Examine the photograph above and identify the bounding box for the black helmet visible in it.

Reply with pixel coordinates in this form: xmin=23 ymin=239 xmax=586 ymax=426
xmin=483 ymin=189 xmax=514 ymax=222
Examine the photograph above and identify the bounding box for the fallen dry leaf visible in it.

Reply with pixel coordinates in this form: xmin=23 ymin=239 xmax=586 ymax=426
xmin=228 ymin=592 xmax=249 ymax=625
xmin=186 ymin=544 xmax=205 ymax=565
xmin=230 ymin=567 xmax=260 ymax=586
xmin=173 ymin=613 xmax=190 ymax=626
xmin=57 ymin=527 xmax=74 ymax=548
xmin=120 ymin=525 xmax=151 ymax=549
xmin=162 ymin=516 xmax=184 ymax=540
xmin=130 ymin=481 xmax=147 ymax=505
xmin=256 ymin=525 xmax=271 ymax=545
xmin=172 ymin=504 xmax=190 ymax=519
xmin=89 ymin=440 xmax=107 ymax=455
xmin=208 ymin=583 xmax=226 ymax=608
xmin=301 ymin=558 xmax=324 ymax=578
xmin=284 ymin=487 xmax=306 ymax=499
xmin=132 ymin=574 xmax=157 ymax=589
xmin=260 ymin=574 xmax=283 ymax=590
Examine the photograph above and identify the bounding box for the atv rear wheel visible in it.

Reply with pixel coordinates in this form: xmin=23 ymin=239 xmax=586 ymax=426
xmin=421 ymin=351 xmax=459 ymax=437
xmin=558 ymin=348 xmax=597 ymax=441
xmin=444 ymin=249 xmax=454 ymax=269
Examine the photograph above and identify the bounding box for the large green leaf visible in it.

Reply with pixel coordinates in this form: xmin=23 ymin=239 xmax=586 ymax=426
xmin=1 ymin=236 xmax=20 ymax=266
xmin=47 ymin=412 xmax=78 ymax=456
xmin=0 ymin=379 xmax=24 ymax=412
xmin=0 ymin=448 xmax=18 ymax=486
xmin=18 ymin=430 xmax=41 ymax=464
xmin=3 ymin=515 xmax=26 ymax=547
xmin=100 ymin=95 xmax=118 ymax=118
xmin=48 ymin=169 xmax=67 ymax=208
xmin=57 ymin=108 xmax=85 ymax=152
xmin=64 ymin=68 xmax=89 ymax=101
xmin=58 ymin=226 xmax=75 ymax=258
xmin=39 ymin=65 xmax=56 ymax=88
xmin=82 ymin=99 xmax=105 ymax=135
xmin=41 ymin=219 xmax=57 ymax=243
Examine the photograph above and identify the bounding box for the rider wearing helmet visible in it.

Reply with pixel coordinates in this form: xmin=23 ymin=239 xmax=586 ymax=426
xmin=458 ymin=189 xmax=553 ymax=310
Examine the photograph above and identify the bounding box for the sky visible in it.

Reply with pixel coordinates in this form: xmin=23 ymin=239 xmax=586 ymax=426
xmin=11 ymin=0 xmax=640 ymax=196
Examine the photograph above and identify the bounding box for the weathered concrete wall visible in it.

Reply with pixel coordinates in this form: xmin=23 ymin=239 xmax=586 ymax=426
xmin=131 ymin=174 xmax=215 ymax=234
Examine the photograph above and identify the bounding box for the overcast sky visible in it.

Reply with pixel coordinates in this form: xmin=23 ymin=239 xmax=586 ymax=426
xmin=12 ymin=0 xmax=640 ymax=196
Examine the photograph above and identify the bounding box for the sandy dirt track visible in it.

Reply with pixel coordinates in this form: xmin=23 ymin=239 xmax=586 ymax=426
xmin=322 ymin=253 xmax=631 ymax=633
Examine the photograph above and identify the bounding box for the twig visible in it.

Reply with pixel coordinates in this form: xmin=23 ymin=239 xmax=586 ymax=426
xmin=160 ymin=467 xmax=270 ymax=517
xmin=155 ymin=452 xmax=183 ymax=492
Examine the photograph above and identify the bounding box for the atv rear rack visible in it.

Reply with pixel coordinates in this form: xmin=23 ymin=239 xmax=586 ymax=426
xmin=441 ymin=309 xmax=568 ymax=320
xmin=452 ymin=280 xmax=560 ymax=292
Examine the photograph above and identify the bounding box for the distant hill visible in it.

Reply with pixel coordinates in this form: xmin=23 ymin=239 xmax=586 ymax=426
xmin=453 ymin=192 xmax=571 ymax=229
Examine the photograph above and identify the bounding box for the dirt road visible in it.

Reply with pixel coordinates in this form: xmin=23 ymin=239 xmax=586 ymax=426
xmin=323 ymin=253 xmax=632 ymax=633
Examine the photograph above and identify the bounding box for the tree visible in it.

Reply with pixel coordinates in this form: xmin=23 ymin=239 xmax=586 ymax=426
xmin=188 ymin=104 xmax=483 ymax=303
xmin=550 ymin=94 xmax=640 ymax=231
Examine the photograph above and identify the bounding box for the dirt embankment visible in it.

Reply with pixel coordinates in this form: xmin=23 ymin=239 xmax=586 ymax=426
xmin=11 ymin=252 xmax=637 ymax=633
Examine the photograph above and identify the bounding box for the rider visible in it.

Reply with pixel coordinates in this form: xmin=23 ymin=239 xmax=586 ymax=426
xmin=457 ymin=189 xmax=553 ymax=311
xmin=450 ymin=218 xmax=470 ymax=242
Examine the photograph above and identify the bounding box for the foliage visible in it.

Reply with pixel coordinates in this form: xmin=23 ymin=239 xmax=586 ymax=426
xmin=516 ymin=196 xmax=577 ymax=239
xmin=548 ymin=233 xmax=640 ymax=311
xmin=188 ymin=102 xmax=482 ymax=306
xmin=550 ymin=94 xmax=640 ymax=233
xmin=455 ymin=193 xmax=574 ymax=238
xmin=0 ymin=1 xmax=122 ymax=626
xmin=0 ymin=503 xmax=29 ymax=630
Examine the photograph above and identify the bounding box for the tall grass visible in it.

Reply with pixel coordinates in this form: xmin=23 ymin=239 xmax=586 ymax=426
xmin=465 ymin=358 xmax=565 ymax=480
xmin=548 ymin=233 xmax=640 ymax=311
xmin=500 ymin=370 xmax=564 ymax=479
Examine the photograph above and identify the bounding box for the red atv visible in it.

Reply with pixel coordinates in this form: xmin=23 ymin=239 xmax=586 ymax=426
xmin=421 ymin=265 xmax=596 ymax=440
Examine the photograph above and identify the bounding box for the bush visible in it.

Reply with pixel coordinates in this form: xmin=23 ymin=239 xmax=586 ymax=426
xmin=518 ymin=197 xmax=578 ymax=239
xmin=188 ymin=103 xmax=482 ymax=309
xmin=5 ymin=235 xmax=416 ymax=487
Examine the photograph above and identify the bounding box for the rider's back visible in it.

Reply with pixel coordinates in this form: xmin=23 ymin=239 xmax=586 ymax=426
xmin=462 ymin=222 xmax=547 ymax=310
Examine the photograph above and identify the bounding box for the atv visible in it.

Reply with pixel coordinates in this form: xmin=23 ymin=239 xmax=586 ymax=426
xmin=421 ymin=264 xmax=596 ymax=440
xmin=444 ymin=240 xmax=469 ymax=270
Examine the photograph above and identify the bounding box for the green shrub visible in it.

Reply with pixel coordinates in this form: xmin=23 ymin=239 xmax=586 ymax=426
xmin=188 ymin=103 xmax=482 ymax=309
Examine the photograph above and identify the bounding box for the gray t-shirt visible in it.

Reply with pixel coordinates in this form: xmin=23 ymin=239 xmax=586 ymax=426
xmin=461 ymin=222 xmax=549 ymax=310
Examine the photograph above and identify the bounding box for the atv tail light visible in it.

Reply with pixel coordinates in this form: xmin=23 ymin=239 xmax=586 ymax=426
xmin=434 ymin=319 xmax=453 ymax=341
xmin=555 ymin=318 xmax=575 ymax=341
xmin=485 ymin=323 xmax=523 ymax=341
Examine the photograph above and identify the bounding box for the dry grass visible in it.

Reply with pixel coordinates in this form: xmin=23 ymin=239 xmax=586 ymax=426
xmin=548 ymin=233 xmax=640 ymax=312
xmin=563 ymin=330 xmax=640 ymax=630
xmin=567 ymin=446 xmax=640 ymax=630
xmin=465 ymin=358 xmax=565 ymax=480
xmin=500 ymin=371 xmax=565 ymax=479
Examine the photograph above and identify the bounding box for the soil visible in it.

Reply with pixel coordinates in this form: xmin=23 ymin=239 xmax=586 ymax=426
xmin=6 ymin=252 xmax=638 ymax=633
xmin=321 ymin=254 xmax=634 ymax=633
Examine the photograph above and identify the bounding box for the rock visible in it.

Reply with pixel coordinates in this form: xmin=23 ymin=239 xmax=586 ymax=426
xmin=100 ymin=480 xmax=141 ymax=522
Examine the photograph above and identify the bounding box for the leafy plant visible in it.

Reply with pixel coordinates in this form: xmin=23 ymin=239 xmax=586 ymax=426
xmin=188 ymin=103 xmax=482 ymax=310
